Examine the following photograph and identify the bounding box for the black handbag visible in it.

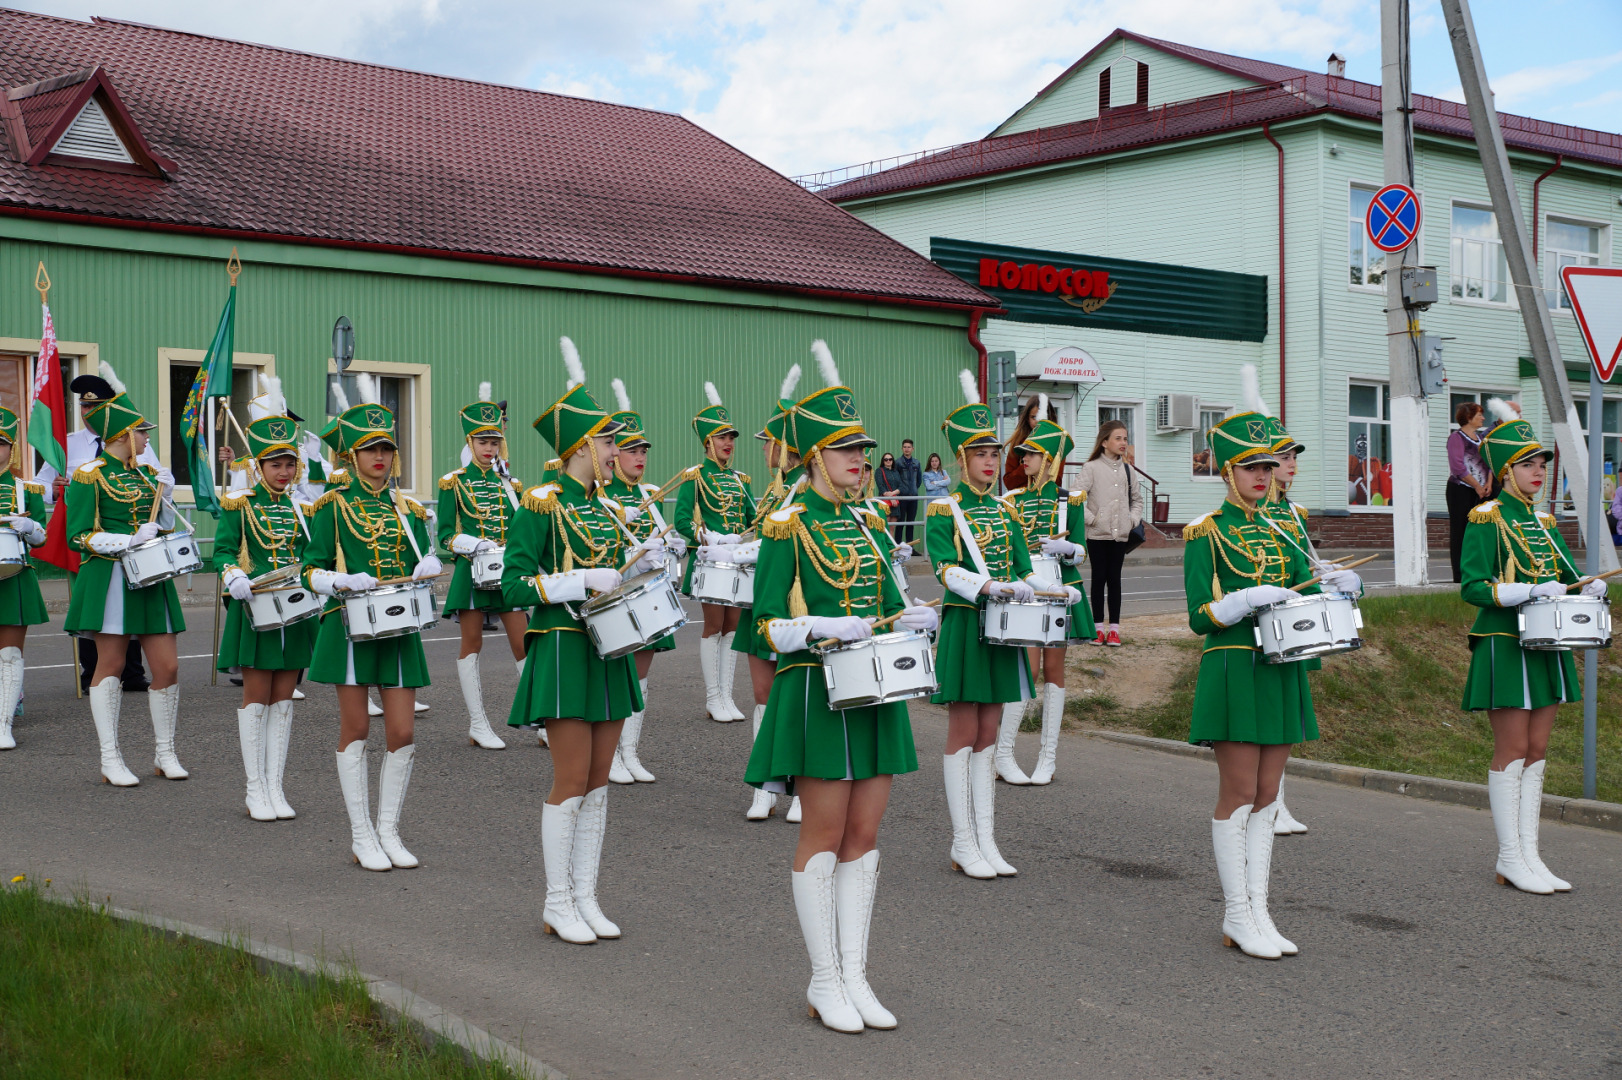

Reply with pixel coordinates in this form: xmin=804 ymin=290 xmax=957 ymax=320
xmin=1122 ymin=463 xmax=1147 ymax=555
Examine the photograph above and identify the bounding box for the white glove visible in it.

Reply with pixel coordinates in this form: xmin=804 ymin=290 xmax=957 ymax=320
xmin=131 ymin=522 xmax=160 ymax=546
xmin=1208 ymin=585 xmax=1294 ymax=628
xmin=1063 ymin=586 xmax=1084 ymax=606
xmin=412 ymin=555 xmax=443 ymax=580
xmin=729 ymin=540 xmax=761 ymax=565
xmin=1581 ymin=578 xmax=1610 ymax=597
xmin=1041 ymin=537 xmax=1080 ymax=559
xmin=9 ymin=517 xmax=44 ymax=546
xmin=809 ymin=615 xmax=873 ymax=643
xmin=1320 ymin=570 xmax=1363 ymax=595
xmin=703 ymin=530 xmax=728 ymax=546
xmin=988 ymin=580 xmax=1036 ymax=603
xmin=720 ymin=533 xmax=744 ymax=545
xmin=629 ymin=538 xmax=668 ymax=575
xmin=1530 ymin=581 xmax=1567 ymax=599
xmin=942 ymin=564 xmax=990 ymax=602
xmin=892 ymin=542 xmax=913 ymax=561
xmin=341 ymin=572 xmax=378 ymax=593
xmin=582 ymin=568 xmax=622 ymax=594
xmin=665 ymin=534 xmax=688 ymax=559
xmin=1493 ymin=582 xmax=1534 ymax=607
xmin=87 ymin=531 xmax=132 ymax=556
xmin=227 ymin=574 xmax=254 ymax=602
xmin=698 ymin=544 xmax=734 ymax=563
xmin=897 ymin=604 xmax=939 ymax=632
xmin=473 ymin=538 xmax=498 ymax=553
xmin=622 ymin=504 xmax=642 ymax=523
xmin=448 ymin=533 xmax=482 ymax=556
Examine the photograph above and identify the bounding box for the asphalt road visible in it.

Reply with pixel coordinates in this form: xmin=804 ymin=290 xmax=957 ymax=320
xmin=4 ymin=580 xmax=1621 ymax=1079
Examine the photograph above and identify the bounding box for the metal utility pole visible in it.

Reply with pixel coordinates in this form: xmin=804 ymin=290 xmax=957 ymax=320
xmin=1384 ymin=0 xmax=1428 ymax=586
xmin=1441 ymin=0 xmax=1618 ymax=573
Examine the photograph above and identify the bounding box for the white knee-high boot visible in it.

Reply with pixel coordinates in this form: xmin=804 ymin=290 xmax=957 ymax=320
xmin=1488 ymin=759 xmax=1553 ymax=893
xmin=1029 ymin=683 xmax=1064 ymax=786
xmin=792 ymin=851 xmax=862 ymax=1033
xmin=571 ymin=785 xmax=619 ymax=938
xmin=747 ymin=704 xmax=776 ymax=820
xmin=1518 ymin=759 xmax=1570 ymax=891
xmin=700 ymin=635 xmax=726 ymax=721
xmin=375 ymin=744 xmax=419 ymax=868
xmin=1212 ymin=804 xmax=1279 ymax=958
xmin=237 ymin=704 xmax=276 ymax=821
xmin=993 ymin=701 xmax=1030 ymax=784
xmin=0 ymin=646 xmax=22 ymax=749
xmin=1274 ymin=775 xmax=1308 ymax=834
xmin=970 ymin=748 xmax=1017 ymax=875
xmin=264 ymin=698 xmax=296 ymax=819
xmin=835 ymin=849 xmax=896 ymax=1029
xmin=541 ymin=796 xmax=595 ymax=943
xmin=149 ymin=684 xmax=187 ymax=779
xmin=335 ymin=741 xmax=390 ymax=871
xmin=90 ymin=676 xmax=138 ymax=786
xmin=786 ymin=795 xmax=802 ymax=822
xmin=718 ymin=632 xmax=746 ymax=721
xmin=944 ymin=747 xmax=994 ymax=879
xmin=1246 ymin=802 xmax=1297 ymax=955
xmin=458 ymin=654 xmax=506 ymax=750
xmin=620 ymin=677 xmax=655 ymax=782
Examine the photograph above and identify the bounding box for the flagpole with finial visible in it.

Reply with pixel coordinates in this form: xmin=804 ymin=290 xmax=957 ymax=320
xmin=208 ymin=248 xmax=241 ymax=686
xmin=35 ymin=262 xmax=80 ymax=698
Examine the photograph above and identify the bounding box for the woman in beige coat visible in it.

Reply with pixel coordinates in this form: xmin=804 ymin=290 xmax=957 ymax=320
xmin=1073 ymin=421 xmax=1142 ymax=645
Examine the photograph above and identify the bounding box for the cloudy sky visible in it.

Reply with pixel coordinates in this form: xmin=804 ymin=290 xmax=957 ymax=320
xmin=16 ymin=0 xmax=1621 ymax=178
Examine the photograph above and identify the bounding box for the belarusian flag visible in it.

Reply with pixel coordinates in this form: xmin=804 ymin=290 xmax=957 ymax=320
xmin=29 ymin=303 xmax=76 ymax=572
xmin=180 ymin=284 xmax=235 ymax=518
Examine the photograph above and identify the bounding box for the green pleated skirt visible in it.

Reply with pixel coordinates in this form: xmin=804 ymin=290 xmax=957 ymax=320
xmin=216 ymin=599 xmax=318 ymax=671
xmin=63 ymin=559 xmax=185 ymax=636
xmin=1461 ymin=634 xmax=1580 ymax=711
xmin=307 ymin=611 xmax=430 ymax=687
xmin=930 ymin=604 xmax=1030 ymax=705
xmin=1187 ymin=647 xmax=1318 ymax=745
xmin=745 ymin=663 xmax=919 ymax=790
xmin=507 ymin=627 xmax=643 ymax=726
xmin=442 ymin=559 xmax=525 ymax=614
xmin=731 ymin=605 xmax=769 ymax=659
xmin=0 ymin=567 xmax=49 ymax=627
xmin=1063 ymin=576 xmax=1097 ymax=642
xmin=641 ymin=631 xmax=677 ymax=653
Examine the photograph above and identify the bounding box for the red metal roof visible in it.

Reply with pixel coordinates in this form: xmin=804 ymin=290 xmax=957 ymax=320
xmin=826 ymin=37 xmax=1622 ymax=203
xmin=0 ymin=9 xmax=992 ymax=311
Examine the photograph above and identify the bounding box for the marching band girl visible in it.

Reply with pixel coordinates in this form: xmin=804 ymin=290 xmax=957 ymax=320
xmin=1259 ymin=405 xmax=1313 ymax=835
xmin=926 ymin=372 xmax=1071 ymax=879
xmin=600 ymin=377 xmax=689 ymax=784
xmin=303 ymin=377 xmax=441 ymax=871
xmin=745 ymin=377 xmax=936 ymax=1031
xmin=438 ymin=384 xmax=526 ymax=752
xmin=999 ymin=400 xmax=1093 ymax=785
xmin=64 ymin=365 xmax=187 ymax=787
xmin=1182 ymin=406 xmax=1361 ymax=958
xmin=1460 ymin=403 xmax=1600 ymax=894
xmin=674 ymin=383 xmax=756 ymax=722
xmin=215 ymin=380 xmax=316 ymax=820
xmin=0 ymin=406 xmax=49 ymax=751
xmin=502 ymin=340 xmax=667 ymax=944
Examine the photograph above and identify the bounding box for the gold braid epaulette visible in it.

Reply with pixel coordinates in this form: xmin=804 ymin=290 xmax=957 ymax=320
xmin=761 ymin=505 xmax=804 ymax=540
xmin=439 ymin=472 xmax=461 ymax=490
xmin=72 ymin=463 xmax=101 ymax=484
xmin=1182 ymin=514 xmax=1219 ymax=541
xmin=311 ymin=489 xmax=344 ymax=513
xmin=859 ymin=508 xmax=886 ymax=530
xmin=737 ymin=471 xmax=751 ymax=485
xmin=22 ymin=481 xmax=43 ymax=496
xmin=403 ymin=497 xmax=427 ymax=521
xmin=926 ymin=500 xmax=955 ymax=518
xmin=1468 ymin=502 xmax=1501 ymax=525
xmin=522 ymin=486 xmax=560 ymax=514
xmin=219 ymin=491 xmax=250 ymax=512
xmin=1068 ymin=491 xmax=1085 ymax=507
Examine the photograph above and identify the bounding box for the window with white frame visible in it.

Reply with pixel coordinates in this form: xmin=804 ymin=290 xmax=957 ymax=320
xmin=1349 ymin=185 xmax=1387 ymax=289
xmin=1191 ymin=406 xmax=1227 ymax=479
xmin=329 ymin=359 xmax=432 ymax=497
xmin=1545 ymin=219 xmax=1602 ymax=311
xmin=1574 ymin=393 xmax=1620 ymax=508
xmin=1451 ymin=205 xmax=1510 ymax=303
xmin=1449 ymin=389 xmax=1517 ymax=428
xmin=1348 ymin=382 xmax=1392 ymax=508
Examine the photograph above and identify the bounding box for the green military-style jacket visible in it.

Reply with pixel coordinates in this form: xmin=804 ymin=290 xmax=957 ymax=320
xmin=674 ymin=458 xmax=755 ymax=541
xmin=216 ymin=481 xmax=308 ymax=580
xmin=924 ymin=482 xmax=1035 ymax=610
xmin=1460 ymin=491 xmax=1581 ymax=638
xmin=1005 ymin=480 xmax=1086 ymax=587
xmin=63 ymin=452 xmax=187 ymax=636
xmin=437 ymin=462 xmax=522 ymax=553
xmin=601 ymin=473 xmax=667 ymax=543
xmin=302 ymin=476 xmax=433 ymax=618
xmin=501 ymin=472 xmax=634 ymax=637
xmin=1183 ymin=498 xmax=1318 ymax=651
xmin=0 ymin=475 xmax=49 ymax=627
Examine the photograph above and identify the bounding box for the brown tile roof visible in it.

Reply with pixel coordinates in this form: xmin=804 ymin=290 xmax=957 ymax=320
xmin=0 ymin=9 xmax=993 ymax=311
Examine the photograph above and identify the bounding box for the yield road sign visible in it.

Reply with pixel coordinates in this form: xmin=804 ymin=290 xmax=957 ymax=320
xmin=1366 ymin=183 xmax=1421 ymax=254
xmin=1561 ymin=266 xmax=1622 ymax=382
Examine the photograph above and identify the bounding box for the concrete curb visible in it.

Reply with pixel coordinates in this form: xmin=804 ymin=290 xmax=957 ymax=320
xmin=1081 ymin=728 xmax=1622 ymax=832
xmin=94 ymin=903 xmax=561 ymax=1079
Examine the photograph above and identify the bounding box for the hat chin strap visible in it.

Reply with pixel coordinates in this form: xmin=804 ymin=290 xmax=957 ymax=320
xmin=1501 ymin=465 xmax=1534 ymax=506
xmin=956 ymin=447 xmax=994 ymax=497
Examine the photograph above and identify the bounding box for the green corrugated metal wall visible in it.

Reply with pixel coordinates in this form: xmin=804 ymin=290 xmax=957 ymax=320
xmin=0 ymin=224 xmax=977 ymax=515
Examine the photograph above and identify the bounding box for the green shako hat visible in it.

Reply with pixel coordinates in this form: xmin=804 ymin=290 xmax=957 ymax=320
xmin=460 ymin=383 xmax=506 ymax=441
xmin=609 ymin=378 xmax=650 ymax=451
xmin=942 ymin=369 xmax=998 ymax=457
xmin=792 ymin=341 xmax=875 ymax=455
xmin=692 ymin=381 xmax=740 ymax=444
xmin=1206 ymin=412 xmax=1278 ymax=472
xmin=240 ymin=374 xmax=299 ymax=461
xmin=329 ymin=372 xmax=395 ymax=455
xmin=1266 ymin=415 xmax=1305 ymax=456
xmin=1480 ymin=401 xmax=1551 ymax=477
xmin=0 ymin=405 xmax=19 ymax=446
xmin=534 ymin=337 xmax=621 ymax=459
xmin=757 ymin=363 xmax=804 ymax=450
xmin=83 ymin=363 xmax=150 ymax=443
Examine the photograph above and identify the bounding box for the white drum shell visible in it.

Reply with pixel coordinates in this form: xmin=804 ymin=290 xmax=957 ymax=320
xmin=246 ymin=585 xmax=324 ymax=630
xmin=470 ymin=547 xmax=505 ymax=590
xmin=343 ymin=582 xmax=438 ymax=641
xmin=1252 ymin=593 xmax=1363 ymax=663
xmin=982 ymin=597 xmax=1070 ymax=648
xmin=1518 ymin=595 xmax=1613 ymax=651
xmin=817 ymin=630 xmax=938 ymax=710
xmin=580 ymin=569 xmax=689 ymax=659
xmin=691 ymin=559 xmax=754 ymax=608
xmin=0 ymin=528 xmax=27 ymax=580
xmin=1027 ymin=553 xmax=1063 ymax=589
xmin=121 ymin=533 xmax=203 ymax=588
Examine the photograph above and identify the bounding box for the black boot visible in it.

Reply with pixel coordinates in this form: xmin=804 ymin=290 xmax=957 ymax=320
xmin=121 ymin=638 xmax=149 ymax=693
xmin=76 ymin=635 xmax=96 ymax=695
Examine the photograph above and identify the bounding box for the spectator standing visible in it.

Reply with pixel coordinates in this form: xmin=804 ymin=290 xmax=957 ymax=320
xmin=1073 ymin=420 xmax=1142 ymax=645
xmin=922 ymin=453 xmax=951 ymax=499
xmin=1003 ymin=396 xmax=1057 ymax=491
xmin=892 ymin=439 xmax=924 ymax=543
xmin=1446 ymin=402 xmax=1491 ymax=583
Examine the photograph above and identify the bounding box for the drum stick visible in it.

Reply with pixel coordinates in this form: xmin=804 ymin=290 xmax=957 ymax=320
xmin=633 ymin=467 xmax=698 ymax=512
xmin=1566 ymin=567 xmax=1622 ymax=593
xmin=366 ymin=569 xmax=454 ymax=589
xmin=815 ymin=599 xmax=941 ymax=650
xmin=617 ymin=526 xmax=677 ymax=576
xmin=1290 ymin=553 xmax=1381 ymax=593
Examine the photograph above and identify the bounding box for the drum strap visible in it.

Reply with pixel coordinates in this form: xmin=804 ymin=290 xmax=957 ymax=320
xmin=495 ymin=460 xmax=521 ymax=511
xmin=10 ymin=476 xmax=20 ymax=520
xmin=290 ymin=495 xmax=311 ymax=542
xmin=1531 ymin=512 xmax=1581 ymax=581
xmin=847 ymin=502 xmax=912 ymax=606
xmin=644 ymin=484 xmax=670 ymax=532
xmin=1056 ymin=490 xmax=1068 ymax=538
xmin=946 ymin=499 xmax=992 ymax=578
xmin=391 ymin=489 xmax=426 ymax=564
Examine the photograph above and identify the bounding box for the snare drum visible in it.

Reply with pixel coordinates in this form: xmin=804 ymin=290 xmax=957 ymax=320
xmin=1252 ymin=592 xmax=1363 ymax=663
xmin=246 ymin=582 xmax=324 ymax=631
xmin=981 ymin=597 xmax=1070 ymax=648
xmin=691 ymin=558 xmax=754 ymax=608
xmin=1518 ymin=595 xmax=1613 ymax=651
xmin=0 ymin=528 xmax=27 ymax=580
xmin=121 ymin=532 xmax=204 ymax=588
xmin=579 ymin=569 xmax=689 ymax=659
xmin=470 ymin=546 xmax=505 ymax=590
xmin=815 ymin=630 xmax=937 ymax=710
xmin=1027 ymin=553 xmax=1063 ymax=589
xmin=342 ymin=582 xmax=437 ymax=640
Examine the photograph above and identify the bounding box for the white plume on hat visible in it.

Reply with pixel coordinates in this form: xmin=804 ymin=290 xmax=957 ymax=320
xmin=1236 ymin=363 xmax=1270 ymax=418
xmin=611 ymin=378 xmax=632 ymax=412
xmin=261 ymin=373 xmax=286 ymax=416
xmin=1035 ymin=392 xmax=1049 ymax=424
xmin=779 ymin=363 xmax=802 ymax=402
xmin=1486 ymin=398 xmax=1520 ymax=425
xmin=560 ymin=337 xmax=585 ymax=390
xmin=330 ymin=380 xmax=351 ymax=414
xmin=704 ymin=381 xmax=723 ymax=407
xmin=355 ymin=371 xmax=379 ymax=405
xmin=477 ymin=381 xmax=492 ymax=402
xmin=811 ymin=340 xmax=840 ymax=387
xmin=958 ymin=368 xmax=980 ymax=405
xmin=100 ymin=361 xmax=126 ymax=395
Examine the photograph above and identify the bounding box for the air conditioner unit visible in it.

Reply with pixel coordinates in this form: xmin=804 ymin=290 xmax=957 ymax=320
xmin=1156 ymin=393 xmax=1198 ymax=433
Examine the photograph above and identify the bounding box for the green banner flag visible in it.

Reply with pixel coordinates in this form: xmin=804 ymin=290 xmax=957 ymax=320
xmin=180 ymin=285 xmax=235 ymax=517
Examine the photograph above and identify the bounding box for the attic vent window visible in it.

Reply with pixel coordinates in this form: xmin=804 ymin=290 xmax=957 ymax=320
xmin=53 ymin=98 xmax=134 ymax=163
